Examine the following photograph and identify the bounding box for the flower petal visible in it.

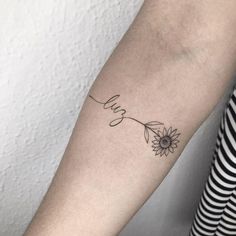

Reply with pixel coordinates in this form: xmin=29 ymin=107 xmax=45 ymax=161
xmin=167 ymin=127 xmax=172 ymax=135
xmin=152 ymin=140 xmax=159 ymax=145
xmin=170 ymin=129 xmax=177 ymax=137
xmin=172 ymin=133 xmax=180 ymax=140
xmin=169 ymin=146 xmax=174 ymax=153
xmin=172 ymin=143 xmax=177 ymax=148
xmin=160 ymin=149 xmax=165 ymax=156
xmin=152 ymin=143 xmax=161 ymax=148
xmin=155 ymin=149 xmax=162 ymax=155
xmin=173 ymin=139 xmax=180 ymax=144
xmin=165 ymin=149 xmax=169 ymax=156
xmin=154 ymin=135 xmax=161 ymax=140
xmin=163 ymin=127 xmax=168 ymax=136
xmin=153 ymin=146 xmax=161 ymax=151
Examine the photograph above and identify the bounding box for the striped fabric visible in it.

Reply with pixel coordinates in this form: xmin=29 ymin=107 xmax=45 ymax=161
xmin=190 ymin=86 xmax=236 ymax=236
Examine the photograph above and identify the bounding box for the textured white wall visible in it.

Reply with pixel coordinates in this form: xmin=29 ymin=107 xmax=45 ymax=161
xmin=0 ymin=1 xmax=234 ymax=236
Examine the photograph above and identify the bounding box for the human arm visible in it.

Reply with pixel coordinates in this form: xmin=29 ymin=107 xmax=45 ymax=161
xmin=24 ymin=1 xmax=236 ymax=235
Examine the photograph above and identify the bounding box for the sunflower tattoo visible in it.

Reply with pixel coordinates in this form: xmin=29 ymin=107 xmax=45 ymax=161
xmin=152 ymin=127 xmax=180 ymax=157
xmin=89 ymin=94 xmax=181 ymax=157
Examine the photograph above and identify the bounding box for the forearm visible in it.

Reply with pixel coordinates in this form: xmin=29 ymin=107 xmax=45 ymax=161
xmin=25 ymin=1 xmax=236 ymax=235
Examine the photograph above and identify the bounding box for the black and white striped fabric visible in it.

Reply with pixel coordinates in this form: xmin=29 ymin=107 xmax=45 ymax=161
xmin=190 ymin=86 xmax=236 ymax=236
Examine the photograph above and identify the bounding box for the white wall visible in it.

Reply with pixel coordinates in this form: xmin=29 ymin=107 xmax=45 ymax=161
xmin=0 ymin=1 xmax=234 ymax=235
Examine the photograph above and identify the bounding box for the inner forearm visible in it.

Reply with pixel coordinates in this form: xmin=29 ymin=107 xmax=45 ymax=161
xmin=25 ymin=1 xmax=236 ymax=236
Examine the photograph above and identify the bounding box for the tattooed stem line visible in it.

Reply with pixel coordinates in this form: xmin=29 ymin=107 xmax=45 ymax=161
xmin=89 ymin=94 xmax=180 ymax=157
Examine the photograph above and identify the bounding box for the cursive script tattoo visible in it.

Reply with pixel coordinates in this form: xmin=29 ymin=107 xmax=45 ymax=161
xmin=89 ymin=94 xmax=180 ymax=157
xmin=89 ymin=94 xmax=127 ymax=127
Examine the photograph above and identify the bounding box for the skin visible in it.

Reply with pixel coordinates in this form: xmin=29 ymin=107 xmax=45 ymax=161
xmin=24 ymin=1 xmax=236 ymax=235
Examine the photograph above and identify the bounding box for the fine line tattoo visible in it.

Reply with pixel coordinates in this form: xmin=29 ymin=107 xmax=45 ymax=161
xmin=89 ymin=94 xmax=180 ymax=157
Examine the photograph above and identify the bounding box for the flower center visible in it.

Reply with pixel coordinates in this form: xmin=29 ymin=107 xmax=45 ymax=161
xmin=160 ymin=136 xmax=172 ymax=149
